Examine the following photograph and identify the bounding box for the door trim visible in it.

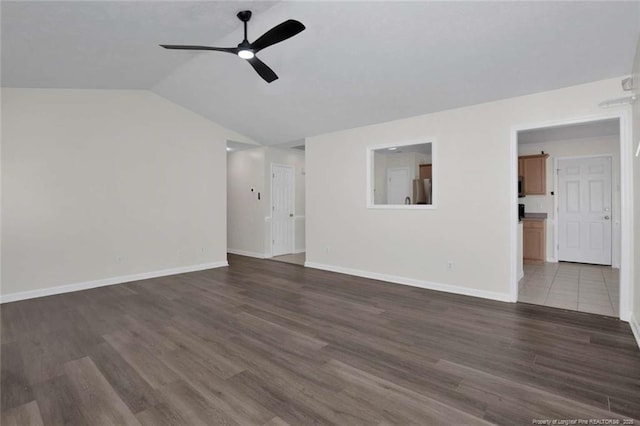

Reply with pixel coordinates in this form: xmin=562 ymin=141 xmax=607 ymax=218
xmin=553 ymin=154 xmax=615 ymax=266
xmin=509 ymin=110 xmax=632 ymax=322
xmin=269 ymin=163 xmax=295 ymax=258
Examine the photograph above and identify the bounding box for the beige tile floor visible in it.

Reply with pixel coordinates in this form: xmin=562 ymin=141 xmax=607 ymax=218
xmin=518 ymin=262 xmax=619 ymax=317
xmin=270 ymin=252 xmax=306 ymax=266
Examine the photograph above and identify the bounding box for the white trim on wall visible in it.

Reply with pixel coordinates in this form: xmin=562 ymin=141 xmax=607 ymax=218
xmin=263 ymin=216 xmax=273 ymax=258
xmin=366 ymin=138 xmax=438 ymax=210
xmin=510 ymin=127 xmax=519 ymax=303
xmin=509 ymin=110 xmax=633 ymax=321
xmin=0 ymin=261 xmax=228 ymax=304
xmin=305 ymin=261 xmax=511 ymax=302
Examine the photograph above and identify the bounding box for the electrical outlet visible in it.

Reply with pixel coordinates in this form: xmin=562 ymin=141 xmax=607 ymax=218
xmin=325 ymin=246 xmax=330 ymax=253
xmin=447 ymin=261 xmax=453 ymax=270
xmin=116 ymin=256 xmax=123 ymax=264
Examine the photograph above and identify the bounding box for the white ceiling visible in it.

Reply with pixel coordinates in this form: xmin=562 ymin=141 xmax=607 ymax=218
xmin=3 ymin=1 xmax=639 ymax=146
xmin=1 ymin=1 xmax=276 ymax=89
xmin=518 ymin=118 xmax=620 ymax=145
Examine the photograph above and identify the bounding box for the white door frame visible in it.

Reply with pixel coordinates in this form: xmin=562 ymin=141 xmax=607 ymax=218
xmin=270 ymin=163 xmax=295 ymax=257
xmin=553 ymin=154 xmax=615 ymax=266
xmin=509 ymin=109 xmax=632 ymax=321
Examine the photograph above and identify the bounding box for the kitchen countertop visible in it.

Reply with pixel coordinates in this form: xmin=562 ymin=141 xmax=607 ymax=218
xmin=521 ymin=212 xmax=547 ymax=221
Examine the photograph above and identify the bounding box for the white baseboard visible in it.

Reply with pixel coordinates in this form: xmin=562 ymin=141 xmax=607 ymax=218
xmin=0 ymin=261 xmax=228 ymax=304
xmin=227 ymin=249 xmax=266 ymax=259
xmin=293 ymin=248 xmax=306 ymax=254
xmin=629 ymin=313 xmax=640 ymax=350
xmin=304 ymin=261 xmax=511 ymax=302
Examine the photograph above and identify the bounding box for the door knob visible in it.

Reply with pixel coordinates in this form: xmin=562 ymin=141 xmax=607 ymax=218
xmin=604 ymin=215 xmax=610 ymax=220
xmin=289 ymin=213 xmax=294 ymax=217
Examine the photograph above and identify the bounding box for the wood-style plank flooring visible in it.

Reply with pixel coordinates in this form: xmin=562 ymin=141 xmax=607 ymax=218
xmin=2 ymin=254 xmax=639 ymax=425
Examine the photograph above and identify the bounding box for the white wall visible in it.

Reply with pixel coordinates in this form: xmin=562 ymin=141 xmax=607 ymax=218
xmin=1 ymin=88 xmax=253 ymax=299
xmin=227 ymin=146 xmax=305 ymax=257
xmin=373 ymin=152 xmax=388 ymax=204
xmin=517 ymin=222 xmax=523 ymax=281
xmin=518 ymin=135 xmax=621 ymax=266
xmin=630 ymin=37 xmax=640 ymax=340
xmin=306 ymin=77 xmax=628 ymax=301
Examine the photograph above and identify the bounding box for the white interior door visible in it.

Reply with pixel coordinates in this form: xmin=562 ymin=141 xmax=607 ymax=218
xmin=557 ymin=156 xmax=612 ymax=265
xmin=271 ymin=164 xmax=295 ymax=257
xmin=387 ymin=167 xmax=411 ymax=204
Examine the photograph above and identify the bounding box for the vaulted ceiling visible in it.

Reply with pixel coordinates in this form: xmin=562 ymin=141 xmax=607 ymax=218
xmin=3 ymin=1 xmax=639 ymax=145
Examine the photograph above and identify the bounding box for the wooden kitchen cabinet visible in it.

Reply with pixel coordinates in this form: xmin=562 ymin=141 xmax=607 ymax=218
xmin=523 ymin=219 xmax=545 ymax=264
xmin=519 ymin=154 xmax=548 ymax=195
xmin=418 ymin=164 xmax=433 ymax=205
xmin=419 ymin=164 xmax=432 ymax=181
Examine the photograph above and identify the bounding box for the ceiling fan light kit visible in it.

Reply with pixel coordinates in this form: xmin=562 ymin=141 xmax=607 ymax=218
xmin=238 ymin=49 xmax=254 ymax=59
xmin=161 ymin=10 xmax=305 ymax=83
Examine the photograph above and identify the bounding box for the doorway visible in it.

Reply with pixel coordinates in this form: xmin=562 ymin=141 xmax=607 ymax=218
xmin=557 ymin=155 xmax=613 ymax=265
xmin=271 ymin=163 xmax=295 ymax=257
xmin=387 ymin=167 xmax=411 ymax=204
xmin=511 ymin=114 xmax=630 ymax=319
xmin=227 ymin=144 xmax=305 ymax=264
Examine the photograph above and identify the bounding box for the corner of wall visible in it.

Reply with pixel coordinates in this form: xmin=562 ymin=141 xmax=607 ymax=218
xmin=629 ymin=312 xmax=640 ymax=349
xmin=630 ymin=35 xmax=640 ymax=344
xmin=149 ymin=91 xmax=258 ymax=145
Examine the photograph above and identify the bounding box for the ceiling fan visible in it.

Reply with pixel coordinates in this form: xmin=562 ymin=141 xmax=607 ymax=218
xmin=161 ymin=11 xmax=305 ymax=83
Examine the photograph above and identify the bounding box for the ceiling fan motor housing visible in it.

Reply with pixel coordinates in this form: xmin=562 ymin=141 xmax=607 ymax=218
xmin=237 ymin=11 xmax=252 ymax=23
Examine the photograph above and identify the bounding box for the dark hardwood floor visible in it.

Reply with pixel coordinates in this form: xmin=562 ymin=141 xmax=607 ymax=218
xmin=2 ymin=254 xmax=639 ymax=425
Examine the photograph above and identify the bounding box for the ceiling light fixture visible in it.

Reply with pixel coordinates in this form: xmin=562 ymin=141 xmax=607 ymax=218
xmin=226 ymin=147 xmax=232 ymax=151
xmin=238 ymin=49 xmax=254 ymax=59
xmin=388 ymin=147 xmax=397 ymax=151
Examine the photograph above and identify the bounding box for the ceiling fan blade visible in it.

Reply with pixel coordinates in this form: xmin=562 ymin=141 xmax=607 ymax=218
xmin=247 ymin=57 xmax=278 ymax=83
xmin=251 ymin=20 xmax=305 ymax=52
xmin=160 ymin=45 xmax=237 ymax=54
